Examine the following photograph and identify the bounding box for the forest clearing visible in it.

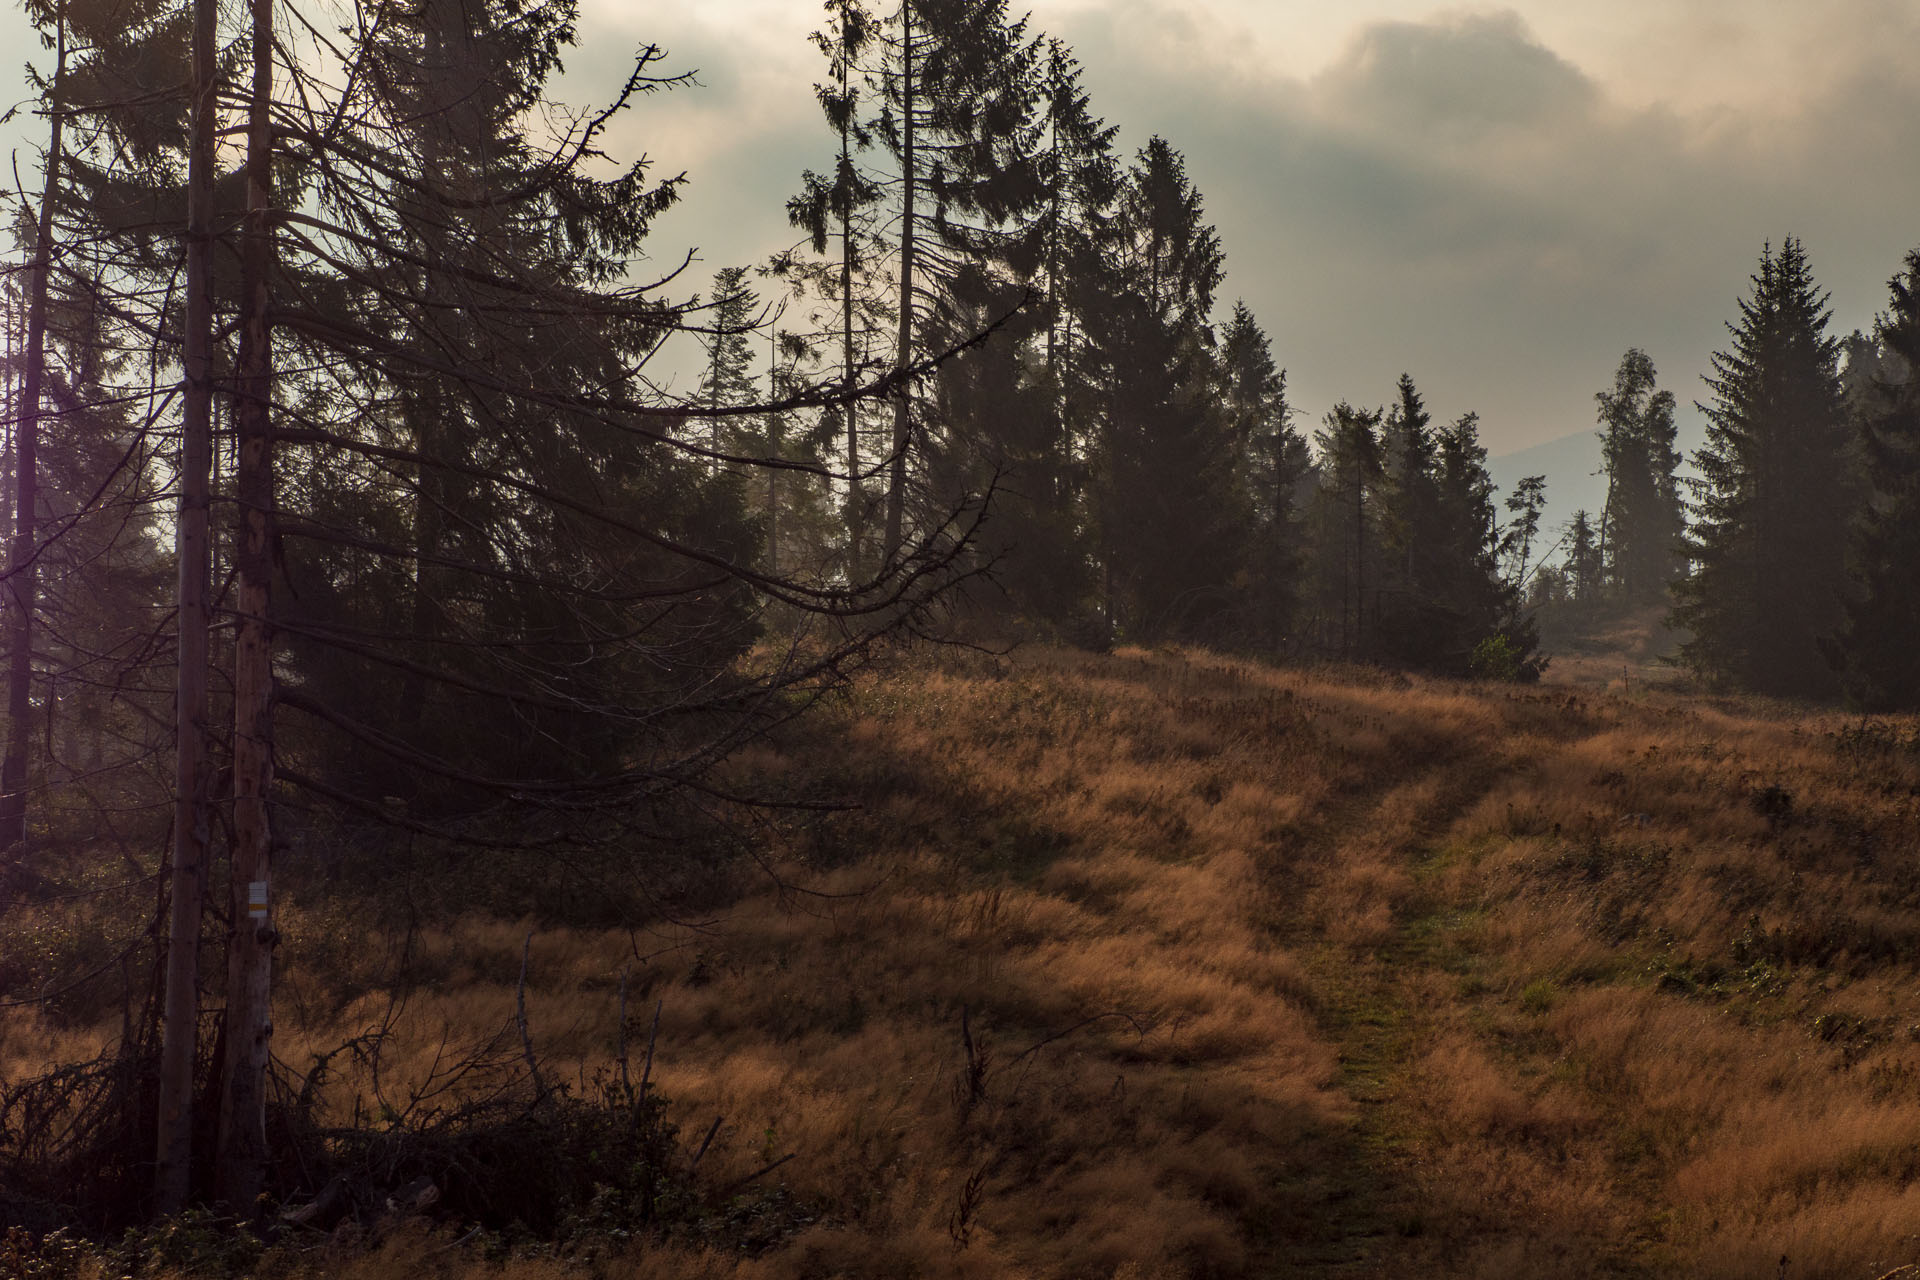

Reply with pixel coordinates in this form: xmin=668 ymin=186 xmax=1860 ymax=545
xmin=8 ymin=641 xmax=1920 ymax=1279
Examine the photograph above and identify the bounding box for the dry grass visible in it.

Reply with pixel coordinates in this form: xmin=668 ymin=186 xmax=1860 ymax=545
xmin=13 ymin=642 xmax=1920 ymax=1277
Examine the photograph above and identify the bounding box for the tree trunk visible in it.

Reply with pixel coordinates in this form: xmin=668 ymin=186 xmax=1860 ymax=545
xmin=156 ymin=0 xmax=218 ymax=1213
xmin=768 ymin=327 xmax=781 ymax=577
xmin=396 ymin=381 xmax=445 ymax=730
xmin=0 ymin=11 xmax=67 ymax=859
xmin=396 ymin=0 xmax=466 ymax=730
xmin=216 ymin=0 xmax=278 ymax=1211
xmin=1044 ymin=68 xmax=1064 ymax=504
xmin=1352 ymin=463 xmax=1365 ymax=656
xmin=840 ymin=110 xmax=862 ymax=564
xmin=882 ymin=0 xmax=914 ymax=563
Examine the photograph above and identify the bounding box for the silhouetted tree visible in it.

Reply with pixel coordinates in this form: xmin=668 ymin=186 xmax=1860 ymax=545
xmin=1218 ymin=302 xmax=1303 ymax=648
xmin=1375 ymin=374 xmax=1448 ymax=665
xmin=1672 ymin=238 xmax=1850 ymax=696
xmin=1432 ymin=412 xmax=1537 ymax=677
xmin=1565 ymin=510 xmax=1602 ymax=603
xmin=1502 ymin=474 xmax=1548 ymax=590
xmin=696 ymin=266 xmax=764 ymax=456
xmin=1309 ymin=401 xmax=1384 ymax=657
xmin=785 ymin=0 xmax=887 ymax=562
xmin=869 ymin=0 xmax=1044 ymax=559
xmin=1827 ymin=250 xmax=1920 ymax=709
xmin=1595 ymin=348 xmax=1683 ymax=606
xmin=1084 ymin=138 xmax=1241 ymax=642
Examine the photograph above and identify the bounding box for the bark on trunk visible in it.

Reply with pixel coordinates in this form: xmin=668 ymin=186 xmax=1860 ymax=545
xmin=768 ymin=328 xmax=781 ymax=578
xmin=840 ymin=98 xmax=863 ymax=564
xmin=0 ymin=12 xmax=67 ymax=859
xmin=155 ymin=0 xmax=219 ymax=1213
xmin=215 ymin=0 xmax=278 ymax=1211
xmin=882 ymin=0 xmax=914 ymax=564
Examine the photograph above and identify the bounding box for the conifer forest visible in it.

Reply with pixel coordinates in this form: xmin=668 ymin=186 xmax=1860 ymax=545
xmin=5 ymin=1 xmax=1920 ymax=1276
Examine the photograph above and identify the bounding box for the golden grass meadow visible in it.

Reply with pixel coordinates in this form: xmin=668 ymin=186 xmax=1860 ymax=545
xmin=9 ymin=641 xmax=1920 ymax=1278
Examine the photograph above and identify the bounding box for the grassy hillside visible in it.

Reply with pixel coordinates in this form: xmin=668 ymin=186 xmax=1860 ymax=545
xmin=8 ymin=645 xmax=1920 ymax=1278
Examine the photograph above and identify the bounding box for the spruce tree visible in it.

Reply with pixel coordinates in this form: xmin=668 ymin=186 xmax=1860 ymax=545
xmin=696 ymin=266 xmax=763 ymax=455
xmin=1435 ymin=412 xmax=1537 ymax=677
xmin=938 ymin=34 xmax=1114 ymax=634
xmin=785 ymin=0 xmax=887 ymax=561
xmin=1376 ymin=373 xmax=1448 ymax=665
xmin=866 ymin=0 xmax=1045 ymax=560
xmin=1595 ymin=348 xmax=1683 ymax=606
xmin=1827 ymin=250 xmax=1920 ymax=709
xmin=1566 ymin=511 xmax=1601 ymax=600
xmin=1502 ymin=474 xmax=1548 ymax=589
xmin=1309 ymin=402 xmax=1384 ymax=657
xmin=1672 ymin=238 xmax=1851 ymax=696
xmin=1218 ymin=302 xmax=1304 ymax=649
xmin=1084 ymin=138 xmax=1242 ymax=643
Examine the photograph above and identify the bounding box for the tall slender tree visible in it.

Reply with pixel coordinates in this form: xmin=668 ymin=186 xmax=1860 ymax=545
xmin=154 ymin=0 xmax=216 ymax=1212
xmin=1084 ymin=137 xmax=1242 ymax=642
xmin=786 ymin=0 xmax=886 ymax=563
xmin=213 ymin=0 xmax=278 ymax=1206
xmin=1218 ymin=302 xmax=1302 ymax=648
xmin=1595 ymin=348 xmax=1683 ymax=605
xmin=1310 ymin=401 xmax=1385 ymax=657
xmin=864 ymin=0 xmax=1044 ymax=559
xmin=696 ymin=266 xmax=763 ymax=458
xmin=1672 ymin=238 xmax=1851 ymax=696
xmin=0 ymin=0 xmax=69 ymax=858
xmin=1375 ymin=373 xmax=1447 ymax=663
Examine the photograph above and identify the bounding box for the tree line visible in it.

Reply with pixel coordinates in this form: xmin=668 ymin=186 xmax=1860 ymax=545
xmin=724 ymin=0 xmax=1547 ymax=678
xmin=1531 ymin=236 xmax=1920 ymax=710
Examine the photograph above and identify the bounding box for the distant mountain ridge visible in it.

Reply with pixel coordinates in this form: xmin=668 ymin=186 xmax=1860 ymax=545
xmin=1488 ymin=419 xmax=1706 ymax=568
xmin=1487 ymin=429 xmax=1606 ymax=564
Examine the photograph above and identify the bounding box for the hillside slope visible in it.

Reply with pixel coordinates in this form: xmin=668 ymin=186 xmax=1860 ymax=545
xmin=10 ymin=646 xmax=1920 ymax=1279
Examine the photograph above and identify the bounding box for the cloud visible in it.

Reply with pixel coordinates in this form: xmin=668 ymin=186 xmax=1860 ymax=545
xmin=1314 ymin=11 xmax=1596 ymax=139
xmin=1044 ymin=4 xmax=1920 ymax=452
xmin=475 ymin=1 xmax=1920 ymax=459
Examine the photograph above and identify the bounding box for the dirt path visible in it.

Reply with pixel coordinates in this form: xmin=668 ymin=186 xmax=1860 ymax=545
xmin=1248 ymin=690 xmax=1663 ymax=1278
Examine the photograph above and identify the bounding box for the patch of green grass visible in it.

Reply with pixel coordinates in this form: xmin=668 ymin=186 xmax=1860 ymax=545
xmin=1519 ymin=977 xmax=1558 ymax=1013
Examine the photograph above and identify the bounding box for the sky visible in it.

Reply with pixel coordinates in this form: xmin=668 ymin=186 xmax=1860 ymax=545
xmin=8 ymin=0 xmax=1920 ymax=469
xmin=540 ymin=0 xmax=1920 ymax=462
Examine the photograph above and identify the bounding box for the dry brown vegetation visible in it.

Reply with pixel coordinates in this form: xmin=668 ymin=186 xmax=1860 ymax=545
xmin=10 ymin=643 xmax=1920 ymax=1278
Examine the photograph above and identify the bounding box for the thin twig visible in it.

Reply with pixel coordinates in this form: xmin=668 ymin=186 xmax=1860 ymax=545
xmin=715 ymin=1151 xmax=795 ymax=1198
xmin=638 ymin=997 xmax=662 ymax=1100
xmin=516 ymin=932 xmax=545 ymax=1103
xmin=615 ymin=970 xmax=630 ymax=1091
xmin=689 ymin=1115 xmax=722 ymax=1171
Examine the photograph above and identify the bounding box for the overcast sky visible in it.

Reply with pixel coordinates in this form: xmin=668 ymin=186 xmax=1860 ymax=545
xmin=9 ymin=0 xmax=1920 ymax=458
xmin=549 ymin=0 xmax=1920 ymax=456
